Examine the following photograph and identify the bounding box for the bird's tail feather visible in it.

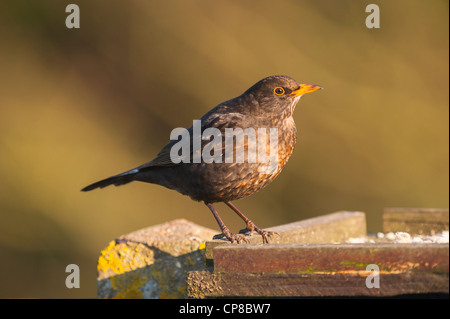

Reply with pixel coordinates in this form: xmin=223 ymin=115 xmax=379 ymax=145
xmin=81 ymin=168 xmax=139 ymax=192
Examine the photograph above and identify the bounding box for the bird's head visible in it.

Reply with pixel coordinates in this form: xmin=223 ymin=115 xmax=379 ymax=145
xmin=243 ymin=75 xmax=322 ymax=118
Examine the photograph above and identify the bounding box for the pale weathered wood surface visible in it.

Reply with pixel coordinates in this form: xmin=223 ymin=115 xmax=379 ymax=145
xmin=205 ymin=211 xmax=367 ymax=260
xmin=383 ymin=207 xmax=449 ymax=234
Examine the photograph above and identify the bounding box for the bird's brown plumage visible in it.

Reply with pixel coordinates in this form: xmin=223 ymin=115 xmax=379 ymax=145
xmin=82 ymin=75 xmax=322 ymax=243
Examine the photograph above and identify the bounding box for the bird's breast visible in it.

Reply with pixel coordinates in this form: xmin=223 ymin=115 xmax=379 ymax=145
xmin=195 ymin=117 xmax=297 ymax=202
xmin=153 ymin=116 xmax=298 ymax=203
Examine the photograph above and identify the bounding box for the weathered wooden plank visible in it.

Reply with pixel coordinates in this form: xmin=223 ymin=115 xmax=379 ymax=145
xmin=213 ymin=243 xmax=449 ymax=274
xmin=383 ymin=208 xmax=449 ymax=235
xmin=97 ymin=219 xmax=217 ymax=299
xmin=205 ymin=211 xmax=367 ymax=260
xmin=187 ymin=271 xmax=449 ymax=298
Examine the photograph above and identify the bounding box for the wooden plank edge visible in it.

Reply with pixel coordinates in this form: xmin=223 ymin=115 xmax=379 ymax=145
xmin=186 ymin=271 xmax=449 ymax=298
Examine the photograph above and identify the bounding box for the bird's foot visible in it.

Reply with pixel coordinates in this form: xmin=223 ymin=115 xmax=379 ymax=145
xmin=239 ymin=221 xmax=278 ymax=244
xmin=213 ymin=230 xmax=249 ymax=244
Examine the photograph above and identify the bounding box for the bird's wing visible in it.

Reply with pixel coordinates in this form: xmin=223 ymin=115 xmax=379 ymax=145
xmin=136 ymin=111 xmax=251 ymax=169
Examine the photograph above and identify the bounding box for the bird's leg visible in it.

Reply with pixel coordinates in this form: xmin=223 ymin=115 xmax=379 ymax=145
xmin=206 ymin=203 xmax=248 ymax=244
xmin=225 ymin=201 xmax=276 ymax=244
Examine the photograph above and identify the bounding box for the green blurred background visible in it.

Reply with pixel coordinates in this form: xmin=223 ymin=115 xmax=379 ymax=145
xmin=0 ymin=0 xmax=448 ymax=298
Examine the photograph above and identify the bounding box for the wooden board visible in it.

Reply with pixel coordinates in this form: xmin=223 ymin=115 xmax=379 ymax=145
xmin=205 ymin=211 xmax=367 ymax=260
xmin=383 ymin=208 xmax=449 ymax=235
xmin=213 ymin=243 xmax=449 ymax=274
xmin=188 ymin=242 xmax=449 ymax=298
xmin=187 ymin=271 xmax=449 ymax=298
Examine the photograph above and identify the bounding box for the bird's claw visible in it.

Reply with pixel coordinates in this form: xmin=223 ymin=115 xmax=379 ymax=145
xmin=239 ymin=226 xmax=278 ymax=244
xmin=213 ymin=231 xmax=249 ymax=244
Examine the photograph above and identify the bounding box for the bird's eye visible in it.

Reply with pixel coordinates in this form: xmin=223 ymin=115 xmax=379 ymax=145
xmin=274 ymin=87 xmax=285 ymax=95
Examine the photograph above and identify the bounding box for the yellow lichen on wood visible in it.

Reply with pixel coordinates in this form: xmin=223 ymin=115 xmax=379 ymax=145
xmin=97 ymin=241 xmax=155 ymax=278
xmin=97 ymin=220 xmax=218 ymax=298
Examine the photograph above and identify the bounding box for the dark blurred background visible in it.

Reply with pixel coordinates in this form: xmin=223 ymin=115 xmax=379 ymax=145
xmin=0 ymin=0 xmax=448 ymax=298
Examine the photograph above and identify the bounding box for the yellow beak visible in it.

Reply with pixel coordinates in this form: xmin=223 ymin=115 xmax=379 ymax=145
xmin=290 ymin=84 xmax=323 ymax=97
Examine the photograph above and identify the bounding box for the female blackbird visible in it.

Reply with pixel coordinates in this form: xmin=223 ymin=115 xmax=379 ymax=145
xmin=82 ymin=75 xmax=322 ymax=243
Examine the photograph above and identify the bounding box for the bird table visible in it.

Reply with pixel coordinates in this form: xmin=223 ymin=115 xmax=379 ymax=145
xmin=97 ymin=208 xmax=449 ymax=298
xmin=187 ymin=209 xmax=449 ymax=298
